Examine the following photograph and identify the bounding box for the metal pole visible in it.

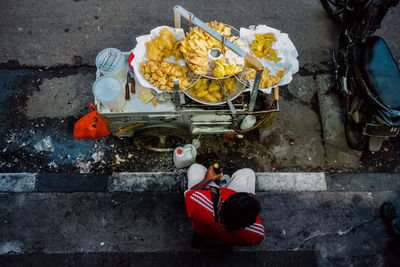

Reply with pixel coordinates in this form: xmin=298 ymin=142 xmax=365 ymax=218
xmin=173 ymin=79 xmax=185 ymax=109
xmin=174 ymin=8 xmax=181 ymax=28
xmin=173 ymin=79 xmax=181 ymax=109
xmin=248 ymin=70 xmax=262 ymax=112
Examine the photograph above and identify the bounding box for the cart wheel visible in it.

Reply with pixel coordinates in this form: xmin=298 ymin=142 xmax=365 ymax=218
xmin=344 ymin=114 xmax=368 ymax=150
xmin=344 ymin=96 xmax=368 ymax=151
xmin=133 ymin=127 xmax=191 ymax=152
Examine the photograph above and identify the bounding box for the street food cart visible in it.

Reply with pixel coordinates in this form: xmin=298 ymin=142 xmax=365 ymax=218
xmin=94 ymin=6 xmax=298 ymax=151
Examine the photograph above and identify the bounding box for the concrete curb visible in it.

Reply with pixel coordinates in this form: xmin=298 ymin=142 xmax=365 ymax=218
xmin=256 ymin=173 xmax=326 ymax=192
xmin=1 ymin=172 xmax=399 ymax=193
xmin=0 ymin=173 xmax=37 ymax=192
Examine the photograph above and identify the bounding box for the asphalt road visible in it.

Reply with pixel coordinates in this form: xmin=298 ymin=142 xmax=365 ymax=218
xmin=0 ymin=0 xmax=399 ymax=173
xmin=0 ymin=0 xmax=339 ymax=67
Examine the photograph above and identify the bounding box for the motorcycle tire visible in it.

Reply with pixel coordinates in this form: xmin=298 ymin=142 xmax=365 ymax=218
xmin=319 ymin=0 xmax=343 ymax=23
xmin=344 ymin=114 xmax=368 ymax=151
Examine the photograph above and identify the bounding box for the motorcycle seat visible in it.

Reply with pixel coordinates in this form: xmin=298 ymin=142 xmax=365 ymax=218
xmin=357 ymin=36 xmax=400 ymax=109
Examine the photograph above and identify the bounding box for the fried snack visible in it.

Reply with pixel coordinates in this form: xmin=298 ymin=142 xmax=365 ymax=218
xmin=172 ymin=41 xmax=184 ymax=60
xmin=250 ymin=33 xmax=282 ymax=63
xmin=151 ymin=98 xmax=158 ymax=107
xmin=137 ymin=86 xmax=154 ymax=104
xmin=140 ymin=60 xmax=190 ymax=90
xmin=212 ymin=59 xmax=243 ymax=78
xmin=185 ymin=53 xmax=209 ymax=75
xmin=180 ymin=21 xmax=236 ymax=76
xmin=221 ymin=77 xmax=236 ymax=95
xmin=245 ymin=67 xmax=285 ymax=89
xmin=141 ymin=27 xmax=189 ymax=90
xmin=189 ymin=78 xmax=208 ymax=97
xmin=207 ymin=21 xmax=232 ymax=37
xmin=188 ymin=77 xmax=236 ymax=103
xmin=189 ymin=79 xmax=219 ymax=102
xmin=145 ymin=28 xmax=183 ymax=62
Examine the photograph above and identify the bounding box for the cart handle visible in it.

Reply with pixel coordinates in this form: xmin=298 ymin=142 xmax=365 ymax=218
xmin=274 ymin=86 xmax=279 ymax=101
xmin=244 ymin=54 xmax=263 ymax=71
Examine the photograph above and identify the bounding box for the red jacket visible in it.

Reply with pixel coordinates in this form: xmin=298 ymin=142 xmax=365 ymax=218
xmin=185 ymin=188 xmax=264 ymax=246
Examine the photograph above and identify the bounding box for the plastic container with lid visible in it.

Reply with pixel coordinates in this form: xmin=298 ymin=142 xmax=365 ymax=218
xmin=93 ymin=76 xmax=125 ymax=112
xmin=219 ymin=174 xmax=231 ymax=188
xmin=96 ymin=48 xmax=127 ymax=85
xmin=173 ymin=144 xmax=197 ymax=169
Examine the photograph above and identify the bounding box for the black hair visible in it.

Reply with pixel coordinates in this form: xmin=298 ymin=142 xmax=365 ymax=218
xmin=219 ymin=193 xmax=261 ymax=232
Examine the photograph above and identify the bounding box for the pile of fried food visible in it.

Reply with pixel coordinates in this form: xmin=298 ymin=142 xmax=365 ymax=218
xmin=140 ymin=60 xmax=190 ymax=90
xmin=188 ymin=77 xmax=236 ymax=103
xmin=140 ymin=28 xmax=190 ymax=90
xmin=212 ymin=59 xmax=243 ymax=78
xmin=179 ymin=21 xmax=243 ymax=77
xmin=245 ymin=67 xmax=285 ymax=89
xmin=250 ymin=33 xmax=282 ymax=63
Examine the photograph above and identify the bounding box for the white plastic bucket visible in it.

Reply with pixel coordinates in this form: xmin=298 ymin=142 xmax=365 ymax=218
xmin=93 ymin=76 xmax=125 ymax=112
xmin=96 ymin=48 xmax=127 ymax=85
xmin=173 ymin=144 xmax=197 ymax=169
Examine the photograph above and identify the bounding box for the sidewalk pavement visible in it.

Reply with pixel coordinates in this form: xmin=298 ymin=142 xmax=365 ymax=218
xmin=0 ymin=172 xmax=399 ymax=266
xmin=1 ymin=172 xmax=400 ymax=193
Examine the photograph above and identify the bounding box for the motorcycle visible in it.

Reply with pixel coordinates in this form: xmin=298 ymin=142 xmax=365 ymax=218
xmin=320 ymin=0 xmax=400 ymax=151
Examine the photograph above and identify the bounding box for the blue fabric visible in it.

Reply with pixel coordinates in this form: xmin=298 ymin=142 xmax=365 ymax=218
xmin=358 ymin=36 xmax=400 ymax=109
xmin=393 ymin=217 xmax=400 ymax=235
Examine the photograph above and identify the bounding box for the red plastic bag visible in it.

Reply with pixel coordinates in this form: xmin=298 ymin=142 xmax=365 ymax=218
xmin=74 ymin=103 xmax=109 ymax=139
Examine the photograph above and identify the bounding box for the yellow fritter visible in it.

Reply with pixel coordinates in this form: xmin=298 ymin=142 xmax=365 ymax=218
xmin=250 ymin=33 xmax=282 ymax=63
xmin=245 ymin=67 xmax=286 ymax=89
xmin=188 ymin=77 xmax=236 ymax=103
xmin=140 ymin=60 xmax=190 ymax=91
xmin=212 ymin=59 xmax=242 ymax=78
xmin=145 ymin=28 xmax=183 ymax=62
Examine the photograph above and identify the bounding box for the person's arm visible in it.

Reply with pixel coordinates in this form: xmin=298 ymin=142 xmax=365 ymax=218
xmin=190 ymin=165 xmax=223 ymax=190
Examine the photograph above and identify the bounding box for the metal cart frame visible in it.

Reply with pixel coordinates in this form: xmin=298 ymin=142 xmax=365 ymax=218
xmin=96 ymin=5 xmax=280 ymax=151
